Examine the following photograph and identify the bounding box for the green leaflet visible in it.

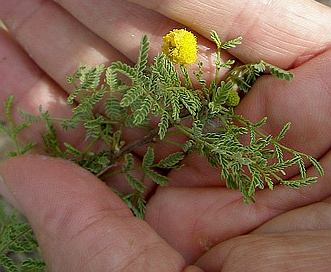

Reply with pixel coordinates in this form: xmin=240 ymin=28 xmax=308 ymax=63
xmin=79 ymin=64 xmax=105 ymax=89
xmin=122 ymin=153 xmax=134 ymax=172
xmin=105 ymin=96 xmax=127 ymax=120
xmin=282 ymin=177 xmax=317 ymax=188
xmin=157 ymin=152 xmax=185 ymax=168
xmin=220 ymin=36 xmax=242 ymax=50
xmin=167 ymin=91 xmax=181 ymax=120
xmin=179 ymin=89 xmax=202 ymax=116
xmin=133 ymin=96 xmax=153 ymax=125
xmin=0 ymin=201 xmax=45 ymax=272
xmin=135 ymin=34 xmax=149 ymax=75
xmin=142 ymin=147 xmax=155 ymax=168
xmin=120 ymin=86 xmax=144 ymax=107
xmin=264 ymin=62 xmax=294 ymax=82
xmin=109 ymin=61 xmax=137 ymax=81
xmin=126 ymin=173 xmax=145 ymax=193
xmin=0 ymin=96 xmax=36 ymax=157
xmin=158 ymin=111 xmax=169 ymax=140
xmin=145 ymin=169 xmax=169 ymax=186
xmin=152 ymin=53 xmax=181 ymax=87
xmin=209 ymin=80 xmax=233 ymax=112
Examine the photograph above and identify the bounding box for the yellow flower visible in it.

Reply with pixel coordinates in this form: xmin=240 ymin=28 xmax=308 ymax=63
xmin=226 ymin=90 xmax=240 ymax=107
xmin=162 ymin=29 xmax=198 ymax=65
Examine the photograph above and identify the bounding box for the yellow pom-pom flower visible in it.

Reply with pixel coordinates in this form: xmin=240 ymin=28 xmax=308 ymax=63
xmin=162 ymin=29 xmax=198 ymax=65
xmin=226 ymin=90 xmax=240 ymax=107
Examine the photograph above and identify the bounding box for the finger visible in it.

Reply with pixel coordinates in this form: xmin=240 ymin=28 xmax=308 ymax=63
xmin=0 ymin=0 xmax=129 ymax=91
xmin=0 ymin=28 xmax=77 ymax=143
xmin=0 ymin=27 xmax=67 ymax=108
xmin=195 ymin=231 xmax=331 ymax=272
xmin=237 ymin=48 xmax=331 ymax=159
xmin=169 ymin=50 xmax=331 ymax=188
xmin=0 ymin=1 xmax=143 ymax=159
xmin=0 ymin=0 xmax=220 ymax=161
xmin=127 ymin=0 xmax=331 ymax=67
xmin=145 ymin=149 xmax=331 ymax=263
xmin=53 ymin=0 xmax=230 ymax=81
xmin=0 ymin=154 xmax=188 ymax=271
xmin=251 ymin=197 xmax=331 ymax=234
xmin=251 ymin=149 xmax=331 ymax=232
xmin=146 ymin=186 xmax=251 ymax=263
xmin=0 ymin=0 xmax=183 ymax=193
xmin=54 ymin=0 xmax=180 ymax=60
xmin=0 ymin=27 xmax=107 ymax=155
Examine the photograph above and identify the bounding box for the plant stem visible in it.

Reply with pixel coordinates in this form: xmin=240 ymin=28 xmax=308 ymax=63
xmin=96 ymin=127 xmax=159 ymax=178
xmin=180 ymin=64 xmax=194 ymax=90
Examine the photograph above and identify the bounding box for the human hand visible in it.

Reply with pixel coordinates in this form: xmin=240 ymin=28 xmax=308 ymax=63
xmin=1 ymin=155 xmax=330 ymax=271
xmin=0 ymin=0 xmax=331 ymax=271
xmin=196 ymin=196 xmax=331 ymax=271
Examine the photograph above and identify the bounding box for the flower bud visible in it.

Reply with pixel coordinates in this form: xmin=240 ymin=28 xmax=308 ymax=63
xmin=226 ymin=90 xmax=240 ymax=107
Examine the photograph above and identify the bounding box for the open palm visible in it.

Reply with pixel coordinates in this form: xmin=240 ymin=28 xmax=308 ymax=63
xmin=1 ymin=0 xmax=331 ymax=271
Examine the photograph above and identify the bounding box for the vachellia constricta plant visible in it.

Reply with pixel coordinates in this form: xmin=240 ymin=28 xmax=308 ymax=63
xmin=0 ymin=29 xmax=324 ymax=271
xmin=1 ymin=29 xmax=324 ymax=218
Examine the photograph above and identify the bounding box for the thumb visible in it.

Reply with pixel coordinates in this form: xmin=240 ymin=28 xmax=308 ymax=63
xmin=0 ymin=154 xmax=187 ymax=271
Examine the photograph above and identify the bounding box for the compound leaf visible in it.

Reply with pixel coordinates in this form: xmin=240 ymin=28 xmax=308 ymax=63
xmin=146 ymin=169 xmax=169 ymax=186
xmin=142 ymin=146 xmax=154 ymax=168
xmin=157 ymin=152 xmax=185 ymax=168
xmin=221 ymin=36 xmax=242 ymax=50
xmin=158 ymin=111 xmax=169 ymax=140
xmin=136 ymin=34 xmax=150 ymax=75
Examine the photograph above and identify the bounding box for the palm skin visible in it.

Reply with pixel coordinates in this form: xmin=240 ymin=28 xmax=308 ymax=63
xmin=0 ymin=0 xmax=331 ymax=271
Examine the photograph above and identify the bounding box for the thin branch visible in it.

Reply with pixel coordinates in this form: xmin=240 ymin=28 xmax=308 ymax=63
xmin=96 ymin=127 xmax=159 ymax=177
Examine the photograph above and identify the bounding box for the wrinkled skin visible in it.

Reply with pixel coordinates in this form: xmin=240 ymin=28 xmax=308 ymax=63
xmin=0 ymin=0 xmax=331 ymax=271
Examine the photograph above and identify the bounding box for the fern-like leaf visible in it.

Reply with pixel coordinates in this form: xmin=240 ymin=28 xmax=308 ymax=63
xmin=274 ymin=145 xmax=284 ymax=163
xmin=142 ymin=146 xmax=154 ymax=168
xmin=153 ymin=53 xmax=181 ymax=87
xmin=77 ymin=64 xmax=106 ymax=90
xmin=158 ymin=111 xmax=169 ymax=140
xmin=145 ymin=169 xmax=169 ymax=186
xmin=135 ymin=34 xmax=149 ymax=75
xmin=122 ymin=153 xmax=134 ymax=172
xmin=105 ymin=66 xmax=117 ymax=88
xmin=167 ymin=91 xmax=181 ymax=120
xmin=306 ymin=156 xmax=324 ymax=177
xmin=18 ymin=109 xmax=43 ymax=123
xmin=133 ymin=96 xmax=152 ymax=125
xmin=221 ymin=36 xmax=242 ymax=50
xmin=212 ymin=81 xmax=233 ymax=105
xmin=110 ymin=61 xmax=137 ymax=81
xmin=275 ymin=122 xmax=291 ymax=141
xmin=263 ymin=62 xmax=294 ymax=82
xmin=210 ymin=30 xmax=222 ymax=49
xmin=21 ymin=258 xmax=46 ymax=271
xmin=64 ymin=142 xmax=82 ymax=156
xmin=125 ymin=173 xmax=145 ymax=193
xmin=297 ymin=157 xmax=307 ymax=179
xmin=179 ymin=89 xmax=202 ymax=116
xmin=105 ymin=96 xmax=126 ymax=120
xmin=282 ymin=177 xmax=317 ymax=188
xmin=157 ymin=152 xmax=185 ymax=168
xmin=0 ymin=254 xmax=19 ymax=272
xmin=120 ymin=86 xmax=143 ymax=107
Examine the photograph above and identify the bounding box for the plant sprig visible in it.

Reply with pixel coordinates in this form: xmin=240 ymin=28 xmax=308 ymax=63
xmin=2 ymin=30 xmax=323 ymax=216
xmin=0 ymin=200 xmax=45 ymax=272
xmin=0 ymin=29 xmax=324 ymax=270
